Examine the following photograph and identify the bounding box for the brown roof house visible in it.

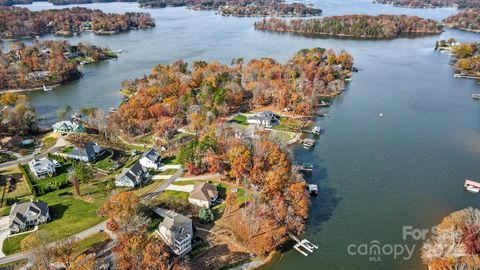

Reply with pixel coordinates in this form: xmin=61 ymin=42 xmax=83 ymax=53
xmin=188 ymin=183 xmax=218 ymax=208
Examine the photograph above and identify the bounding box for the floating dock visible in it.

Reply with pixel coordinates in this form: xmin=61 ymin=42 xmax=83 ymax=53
xmin=302 ymin=138 xmax=316 ymax=149
xmin=465 ymin=179 xmax=480 ymax=193
xmin=308 ymin=184 xmax=318 ymax=195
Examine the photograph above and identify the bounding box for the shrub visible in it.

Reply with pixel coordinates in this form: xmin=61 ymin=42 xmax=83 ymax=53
xmin=198 ymin=207 xmax=214 ymax=224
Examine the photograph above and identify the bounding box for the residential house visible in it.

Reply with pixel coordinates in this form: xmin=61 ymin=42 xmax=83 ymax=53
xmin=9 ymin=200 xmax=49 ymax=234
xmin=246 ymin=111 xmax=279 ymax=127
xmin=115 ymin=161 xmax=150 ymax=187
xmin=66 ymin=142 xmax=104 ymax=162
xmin=139 ymin=148 xmax=161 ymax=170
xmin=52 ymin=120 xmax=85 ymax=133
xmin=26 ymin=71 xmax=50 ymax=81
xmin=28 ymin=158 xmax=57 ymax=178
xmin=188 ymin=183 xmax=218 ymax=208
xmin=156 ymin=212 xmax=193 ymax=256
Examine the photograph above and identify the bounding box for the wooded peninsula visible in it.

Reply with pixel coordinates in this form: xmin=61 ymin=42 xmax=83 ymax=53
xmin=442 ymin=8 xmax=480 ymax=32
xmin=254 ymin=15 xmax=443 ymax=39
xmin=436 ymin=39 xmax=480 ymax=77
xmin=374 ymin=0 xmax=480 ymax=8
xmin=0 ymin=7 xmax=155 ymax=40
xmin=0 ymin=40 xmax=117 ymax=91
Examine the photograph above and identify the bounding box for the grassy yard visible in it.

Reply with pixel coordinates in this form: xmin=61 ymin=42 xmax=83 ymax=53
xmin=23 ymin=163 xmax=71 ymax=196
xmin=0 ymin=166 xmax=32 ymax=201
xmin=271 ymin=117 xmax=302 ymax=132
xmin=94 ymin=157 xmax=116 ymax=171
xmin=75 ymin=232 xmax=110 ymax=254
xmin=232 ymin=115 xmax=248 ymax=125
xmin=2 ymin=233 xmax=31 ymax=255
xmin=131 ymin=180 xmax=164 ymax=197
xmin=159 ymin=190 xmax=189 ymax=201
xmin=0 ymin=153 xmax=17 ymax=164
xmin=61 ymin=146 xmax=74 ymax=154
xmin=173 ymin=180 xmax=207 ymax=186
xmin=133 ymin=134 xmax=153 ymax=144
xmin=151 ymin=168 xmax=177 ymax=176
xmin=36 ymin=187 xmax=106 ymax=243
xmin=161 ymin=156 xmax=180 ymax=165
xmin=41 ymin=137 xmax=58 ymax=152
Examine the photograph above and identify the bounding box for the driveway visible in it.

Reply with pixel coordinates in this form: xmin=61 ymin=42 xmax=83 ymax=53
xmin=0 ymin=216 xmax=11 ymax=257
xmin=165 ymin=184 xmax=194 ymax=193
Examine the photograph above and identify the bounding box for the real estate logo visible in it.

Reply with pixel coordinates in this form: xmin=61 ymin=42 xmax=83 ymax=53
xmin=347 ymin=225 xmax=438 ymax=262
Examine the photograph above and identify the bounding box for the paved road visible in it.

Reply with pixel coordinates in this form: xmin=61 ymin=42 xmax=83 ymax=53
xmin=0 ymin=137 xmax=66 ymax=169
xmin=142 ymin=168 xmax=184 ymax=202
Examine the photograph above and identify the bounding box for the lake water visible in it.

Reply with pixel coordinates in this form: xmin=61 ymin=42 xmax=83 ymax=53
xmin=8 ymin=0 xmax=480 ymax=269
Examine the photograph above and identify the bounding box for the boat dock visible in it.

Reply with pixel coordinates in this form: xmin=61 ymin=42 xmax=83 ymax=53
xmin=302 ymin=138 xmax=316 ymax=149
xmin=454 ymin=73 xmax=480 ymax=80
xmin=308 ymin=184 xmax=318 ymax=195
xmin=472 ymin=93 xmax=480 ymax=100
xmin=289 ymin=232 xmax=319 ymax=256
xmin=293 ymin=162 xmax=314 ymax=173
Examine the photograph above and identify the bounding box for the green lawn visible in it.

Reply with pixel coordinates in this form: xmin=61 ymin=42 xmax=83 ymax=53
xmin=151 ymin=168 xmax=177 ymax=176
xmin=271 ymin=117 xmax=301 ymax=132
xmin=41 ymin=137 xmax=58 ymax=152
xmin=75 ymin=232 xmax=109 ymax=254
xmin=94 ymin=157 xmax=116 ymax=171
xmin=61 ymin=146 xmax=74 ymax=154
xmin=24 ymin=164 xmax=71 ymax=196
xmin=2 ymin=233 xmax=31 ymax=255
xmin=36 ymin=187 xmax=106 ymax=243
xmin=172 ymin=180 xmax=207 ymax=186
xmin=159 ymin=190 xmax=189 ymax=201
xmin=0 ymin=153 xmax=17 ymax=164
xmin=161 ymin=156 xmax=180 ymax=165
xmin=232 ymin=115 xmax=248 ymax=125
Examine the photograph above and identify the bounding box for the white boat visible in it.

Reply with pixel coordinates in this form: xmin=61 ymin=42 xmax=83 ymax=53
xmin=472 ymin=93 xmax=480 ymax=100
xmin=464 ymin=179 xmax=480 ymax=193
xmin=379 ymin=113 xmax=384 ymax=118
xmin=108 ymin=107 xmax=116 ymax=113
xmin=43 ymin=85 xmax=53 ymax=91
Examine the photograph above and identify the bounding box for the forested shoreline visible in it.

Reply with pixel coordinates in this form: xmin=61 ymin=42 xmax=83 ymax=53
xmin=0 ymin=7 xmax=155 ymax=40
xmin=0 ymin=40 xmax=117 ymax=91
xmin=254 ymin=15 xmax=443 ymax=39
xmin=442 ymin=8 xmax=480 ymax=32
xmin=374 ymin=0 xmax=480 ymax=8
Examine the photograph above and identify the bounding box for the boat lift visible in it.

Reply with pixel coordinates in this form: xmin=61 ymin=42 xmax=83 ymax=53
xmin=289 ymin=232 xmax=319 ymax=256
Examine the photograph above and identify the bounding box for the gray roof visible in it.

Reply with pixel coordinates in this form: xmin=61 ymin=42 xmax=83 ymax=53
xmin=189 ymin=183 xmax=218 ymax=201
xmin=69 ymin=142 xmax=102 ymax=161
xmin=119 ymin=161 xmax=146 ymax=185
xmin=248 ymin=111 xmax=278 ymax=123
xmin=9 ymin=200 xmax=49 ymax=227
xmin=141 ymin=148 xmax=161 ymax=163
xmin=160 ymin=212 xmax=192 ymax=235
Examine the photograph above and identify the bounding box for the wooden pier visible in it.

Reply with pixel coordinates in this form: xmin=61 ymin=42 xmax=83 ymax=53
xmin=454 ymin=74 xmax=480 ymax=80
xmin=302 ymin=138 xmax=316 ymax=149
xmin=289 ymin=232 xmax=319 ymax=256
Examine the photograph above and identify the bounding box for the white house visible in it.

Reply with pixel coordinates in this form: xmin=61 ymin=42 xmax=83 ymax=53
xmin=139 ymin=148 xmax=162 ymax=170
xmin=9 ymin=200 xmax=49 ymax=234
xmin=188 ymin=183 xmax=218 ymax=208
xmin=28 ymin=158 xmax=57 ymax=178
xmin=156 ymin=212 xmax=192 ymax=257
xmin=246 ymin=111 xmax=279 ymax=127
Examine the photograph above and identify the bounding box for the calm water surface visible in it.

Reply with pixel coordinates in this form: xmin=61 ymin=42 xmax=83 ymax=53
xmin=8 ymin=1 xmax=480 ymax=269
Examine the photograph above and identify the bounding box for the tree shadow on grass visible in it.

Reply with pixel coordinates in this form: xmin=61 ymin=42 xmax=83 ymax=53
xmin=49 ymin=203 xmax=70 ymax=221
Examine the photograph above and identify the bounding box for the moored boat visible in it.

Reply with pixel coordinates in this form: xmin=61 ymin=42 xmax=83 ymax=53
xmin=43 ymin=84 xmax=52 ymax=91
xmin=472 ymin=93 xmax=480 ymax=100
xmin=464 ymin=179 xmax=480 ymax=193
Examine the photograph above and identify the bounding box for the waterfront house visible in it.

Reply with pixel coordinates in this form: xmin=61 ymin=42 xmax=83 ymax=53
xmin=246 ymin=111 xmax=279 ymax=127
xmin=139 ymin=148 xmax=162 ymax=170
xmin=26 ymin=71 xmax=50 ymax=81
xmin=115 ymin=161 xmax=150 ymax=187
xmin=188 ymin=183 xmax=218 ymax=208
xmin=156 ymin=212 xmax=193 ymax=256
xmin=9 ymin=200 xmax=49 ymax=234
xmin=28 ymin=158 xmax=57 ymax=178
xmin=66 ymin=142 xmax=104 ymax=162
xmin=52 ymin=120 xmax=85 ymax=133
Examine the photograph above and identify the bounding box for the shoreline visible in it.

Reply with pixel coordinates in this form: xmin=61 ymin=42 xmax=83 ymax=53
xmin=0 ymin=84 xmax=61 ymax=93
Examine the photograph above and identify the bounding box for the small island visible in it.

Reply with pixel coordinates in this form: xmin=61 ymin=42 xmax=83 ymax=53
xmin=0 ymin=40 xmax=117 ymax=91
xmin=442 ymin=8 xmax=480 ymax=33
xmin=0 ymin=7 xmax=155 ymax=40
xmin=435 ymin=39 xmax=480 ymax=79
xmin=373 ymin=0 xmax=480 ymax=9
xmin=254 ymin=15 xmax=443 ymax=39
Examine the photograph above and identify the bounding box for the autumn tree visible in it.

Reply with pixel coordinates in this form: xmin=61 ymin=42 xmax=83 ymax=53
xmin=52 ymin=236 xmax=78 ymax=268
